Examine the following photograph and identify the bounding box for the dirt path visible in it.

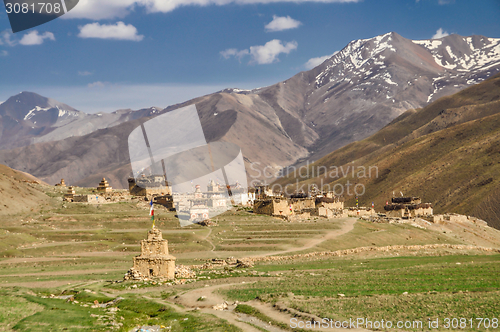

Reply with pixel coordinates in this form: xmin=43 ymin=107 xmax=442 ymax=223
xmin=0 ymin=257 xmax=75 ymax=264
xmin=164 ymin=275 xmax=368 ymax=332
xmin=248 ymin=300 xmax=370 ymax=332
xmin=144 ymin=295 xmax=267 ymax=332
xmin=204 ymin=227 xmax=216 ymax=252
xmin=171 ymin=281 xmax=289 ymax=331
xmin=0 ymin=268 xmax=123 ymax=278
xmin=256 ymin=217 xmax=358 ymax=257
xmin=0 ymin=251 xmax=132 ymax=264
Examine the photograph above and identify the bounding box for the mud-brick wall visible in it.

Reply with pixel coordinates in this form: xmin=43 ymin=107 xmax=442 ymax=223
xmin=291 ymin=198 xmax=315 ymax=212
xmin=141 ymin=240 xmax=169 ymax=256
xmin=254 ymin=199 xmax=289 ymax=216
xmin=317 ymin=201 xmax=344 ymax=210
xmin=134 ymin=257 xmax=175 ymax=279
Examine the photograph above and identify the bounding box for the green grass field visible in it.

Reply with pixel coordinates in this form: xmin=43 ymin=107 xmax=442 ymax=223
xmin=0 ymin=192 xmax=499 ymax=331
xmin=222 ymin=254 xmax=500 ymax=331
xmin=0 ymin=288 xmax=241 ymax=332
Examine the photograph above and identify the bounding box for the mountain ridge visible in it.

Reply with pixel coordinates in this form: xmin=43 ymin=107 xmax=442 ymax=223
xmin=1 ymin=32 xmax=499 ymax=189
xmin=274 ymin=72 xmax=500 ymax=229
xmin=0 ymin=92 xmax=166 ymax=150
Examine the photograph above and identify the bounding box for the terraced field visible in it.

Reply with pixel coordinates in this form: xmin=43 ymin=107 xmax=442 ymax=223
xmin=1 ymin=185 xmax=500 ymax=331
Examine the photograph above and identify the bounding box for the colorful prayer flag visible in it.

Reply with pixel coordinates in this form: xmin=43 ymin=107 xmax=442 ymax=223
xmin=149 ymin=199 xmax=155 ymax=227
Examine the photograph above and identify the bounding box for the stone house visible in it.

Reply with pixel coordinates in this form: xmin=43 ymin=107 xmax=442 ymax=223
xmin=128 ymin=175 xmax=171 ymax=197
xmin=384 ymin=197 xmax=433 ymax=218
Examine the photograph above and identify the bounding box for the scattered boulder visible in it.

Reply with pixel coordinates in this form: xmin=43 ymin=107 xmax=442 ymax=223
xmin=236 ymin=258 xmax=254 ymax=268
xmin=198 ymin=219 xmax=216 ymax=226
xmin=124 ymin=267 xmax=144 ymax=281
xmin=225 ymin=256 xmax=237 ymax=265
xmin=175 ymin=265 xmax=196 ymax=279
xmin=212 ymin=302 xmax=228 ymax=311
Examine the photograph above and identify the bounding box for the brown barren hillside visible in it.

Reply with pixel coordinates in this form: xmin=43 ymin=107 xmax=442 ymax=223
xmin=0 ymin=164 xmax=52 ymax=216
xmin=2 ymin=33 xmax=500 ymax=189
xmin=275 ymin=73 xmax=500 ymax=229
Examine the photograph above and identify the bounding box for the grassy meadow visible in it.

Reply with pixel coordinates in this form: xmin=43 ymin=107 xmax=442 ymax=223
xmin=0 ymin=185 xmax=499 ymax=331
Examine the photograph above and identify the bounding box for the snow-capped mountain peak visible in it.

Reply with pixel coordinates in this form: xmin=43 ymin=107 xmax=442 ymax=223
xmin=310 ymin=32 xmax=500 ymax=106
xmin=414 ymin=35 xmax=500 ymax=71
xmin=23 ymin=106 xmax=52 ymax=121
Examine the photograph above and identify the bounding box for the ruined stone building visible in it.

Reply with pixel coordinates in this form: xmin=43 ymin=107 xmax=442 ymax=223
xmin=128 ymin=175 xmax=172 ymax=197
xmin=72 ymin=194 xmax=102 ymax=204
xmin=154 ymin=195 xmax=175 ymax=210
xmin=315 ymin=196 xmax=348 ymax=218
xmin=384 ymin=197 xmax=433 ymax=218
xmin=132 ymin=227 xmax=176 ymax=279
xmin=55 ymin=179 xmax=66 ymax=187
xmin=255 ymin=185 xmax=280 ymax=199
xmin=346 ymin=207 xmax=376 ymax=217
xmin=64 ymin=186 xmax=75 ymax=201
xmin=253 ymin=192 xmax=345 ymax=219
xmin=253 ymin=197 xmax=290 ymax=216
xmin=97 ymin=178 xmax=112 ymax=193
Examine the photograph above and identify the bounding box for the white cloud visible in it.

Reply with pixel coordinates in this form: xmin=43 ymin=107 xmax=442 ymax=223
xmin=0 ymin=50 xmax=8 ymax=57
xmin=78 ymin=22 xmax=144 ymax=41
xmin=78 ymin=71 xmax=93 ymax=76
xmin=432 ymin=28 xmax=449 ymax=39
xmin=65 ymin=0 xmax=360 ymax=20
xmin=265 ymin=15 xmax=302 ymax=32
xmin=220 ymin=48 xmax=249 ymax=61
xmin=88 ymin=81 xmax=107 ymax=88
xmin=416 ymin=0 xmax=455 ymax=3
xmin=0 ymin=30 xmax=17 ymax=46
xmin=250 ymin=39 xmax=297 ymax=64
xmin=19 ymin=31 xmax=55 ymax=45
xmin=304 ymin=51 xmax=338 ymax=69
xmin=222 ymin=39 xmax=298 ymax=65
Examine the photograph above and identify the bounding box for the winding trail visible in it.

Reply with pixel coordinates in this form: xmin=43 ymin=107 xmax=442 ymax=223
xmin=155 ymin=218 xmax=365 ymax=331
xmin=164 ymin=275 xmax=369 ymax=332
xmin=256 ymin=217 xmax=358 ymax=257
xmin=204 ymin=227 xmax=216 ymax=252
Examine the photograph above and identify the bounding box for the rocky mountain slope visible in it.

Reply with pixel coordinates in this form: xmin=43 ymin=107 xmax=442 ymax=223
xmin=275 ymin=73 xmax=500 ymax=229
xmin=0 ymin=32 xmax=499 ymax=188
xmin=0 ymin=91 xmax=163 ymax=150
xmin=0 ymin=163 xmax=51 ymax=216
xmin=258 ymin=32 xmax=500 ymax=159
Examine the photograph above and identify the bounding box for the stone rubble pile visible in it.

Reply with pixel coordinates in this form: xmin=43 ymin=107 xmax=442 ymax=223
xmin=174 ymin=265 xmax=196 ymax=279
xmin=246 ymin=244 xmax=500 ymax=264
xmin=123 ymin=267 xmax=144 ymax=281
xmin=212 ymin=301 xmax=229 ymax=311
xmin=236 ymin=258 xmax=254 ymax=268
xmin=193 ymin=244 xmax=500 ymax=270
xmin=198 ymin=219 xmax=217 ymax=227
xmin=225 ymin=256 xmax=237 ymax=265
xmin=193 ymin=256 xmax=254 ymax=270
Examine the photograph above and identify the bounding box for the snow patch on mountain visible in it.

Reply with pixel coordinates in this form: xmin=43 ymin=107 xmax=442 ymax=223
xmin=413 ymin=39 xmax=442 ymax=50
xmin=415 ymin=36 xmax=500 ymax=71
xmin=314 ymin=33 xmax=402 ymax=88
xmin=55 ymin=105 xmax=80 ymax=118
xmin=24 ymin=106 xmax=52 ymax=120
xmin=57 ymin=106 xmax=69 ymax=118
xmin=310 ymin=33 xmax=500 ymax=107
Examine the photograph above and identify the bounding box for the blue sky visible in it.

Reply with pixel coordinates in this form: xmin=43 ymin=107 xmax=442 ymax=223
xmin=0 ymin=0 xmax=499 ymax=113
